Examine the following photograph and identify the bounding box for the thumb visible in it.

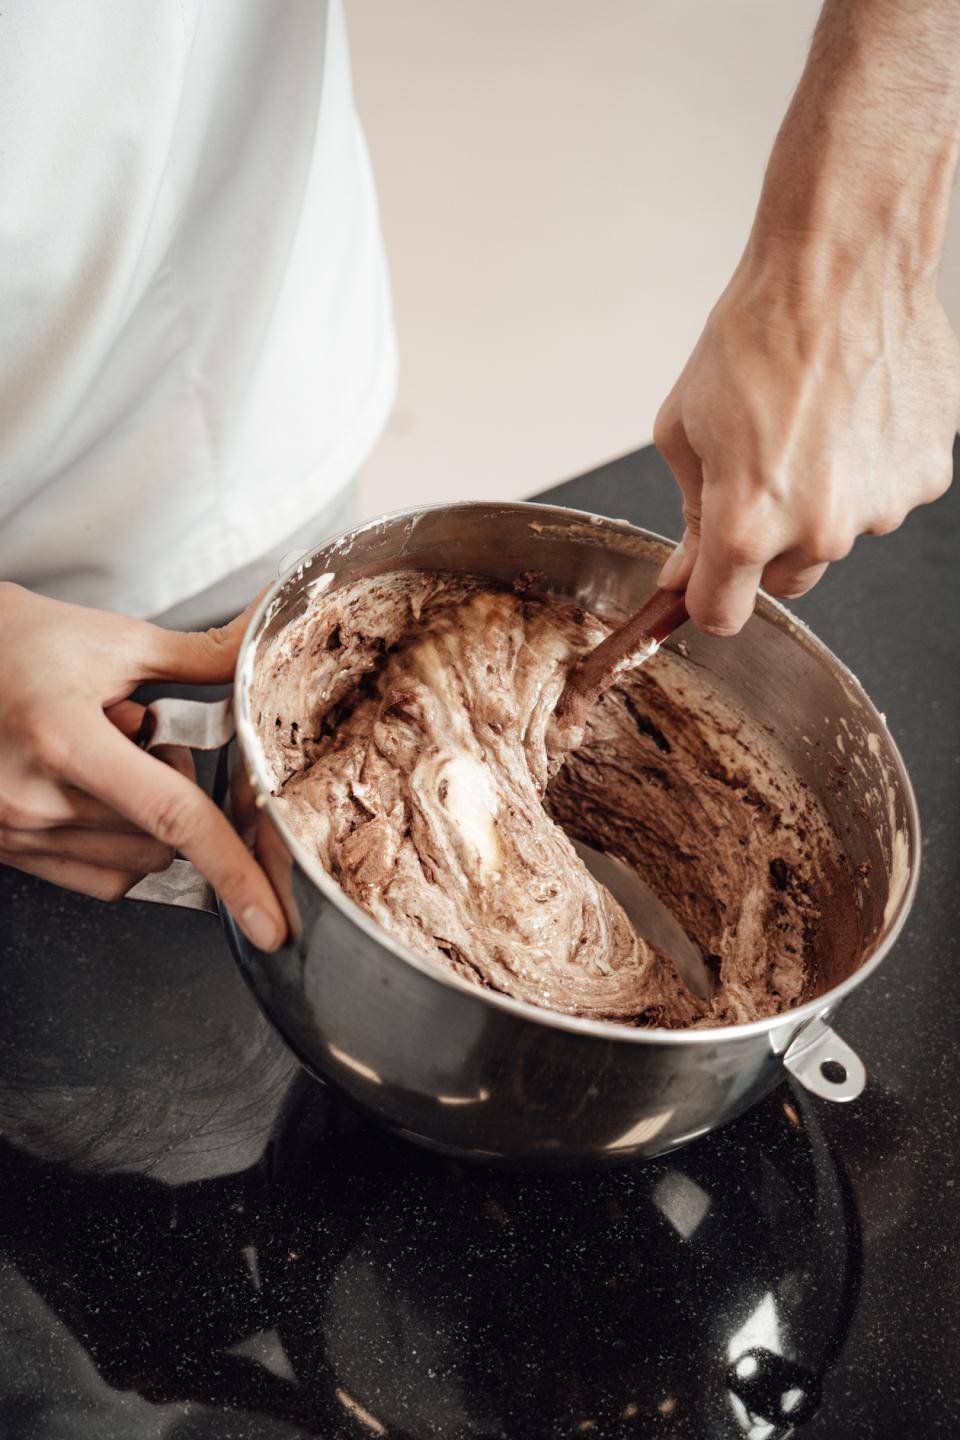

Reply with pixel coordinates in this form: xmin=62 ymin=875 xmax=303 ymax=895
xmin=658 ymin=527 xmax=699 ymax=591
xmin=141 ymin=590 xmax=267 ymax=685
xmin=653 ymin=391 xmax=704 ymax=592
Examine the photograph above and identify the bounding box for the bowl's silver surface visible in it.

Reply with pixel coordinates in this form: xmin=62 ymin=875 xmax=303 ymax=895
xmin=223 ymin=502 xmax=918 ymax=1166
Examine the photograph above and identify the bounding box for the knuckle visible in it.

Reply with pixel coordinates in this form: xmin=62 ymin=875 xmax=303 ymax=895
xmin=721 ymin=534 xmax=767 ymax=569
xmin=4 ymin=702 xmax=71 ymax=773
xmin=653 ymin=399 xmax=684 ymax=459
xmin=806 ymin=526 xmax=855 ymax=563
xmin=31 ymin=725 xmax=71 ymax=772
xmin=4 ymin=697 xmax=49 ymax=751
xmin=146 ymin=789 xmax=202 ymax=849
xmin=924 ymin=459 xmax=953 ymax=503
xmin=199 ymin=621 xmax=235 ymax=658
xmin=681 ymin=500 xmax=702 ymax=534
xmin=212 ymin=861 xmax=256 ymax=908
xmin=868 ymin=508 xmax=904 ymax=538
xmin=652 ymin=411 xmax=673 ymax=455
xmin=723 ymin=543 xmax=759 ymax=570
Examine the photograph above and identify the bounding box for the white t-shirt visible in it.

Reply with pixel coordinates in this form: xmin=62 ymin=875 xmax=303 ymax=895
xmin=0 ymin=0 xmax=396 ymax=618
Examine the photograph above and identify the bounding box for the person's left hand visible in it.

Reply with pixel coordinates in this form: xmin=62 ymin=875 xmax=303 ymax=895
xmin=0 ymin=584 xmax=285 ymax=950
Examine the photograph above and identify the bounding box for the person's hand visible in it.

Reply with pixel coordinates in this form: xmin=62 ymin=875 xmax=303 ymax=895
xmin=654 ymin=242 xmax=960 ymax=635
xmin=653 ymin=0 xmax=960 ymax=637
xmin=0 ymin=583 xmax=285 ymax=950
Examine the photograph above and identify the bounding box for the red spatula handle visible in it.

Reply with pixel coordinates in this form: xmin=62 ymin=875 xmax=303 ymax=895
xmin=556 ymin=588 xmax=689 ymax=728
xmin=631 ymin=588 xmax=689 ymax=645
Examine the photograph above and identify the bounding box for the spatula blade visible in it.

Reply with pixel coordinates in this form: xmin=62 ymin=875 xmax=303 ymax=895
xmin=572 ymin=838 xmax=714 ymax=1000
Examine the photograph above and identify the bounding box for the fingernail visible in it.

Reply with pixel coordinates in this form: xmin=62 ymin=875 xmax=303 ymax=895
xmin=240 ymin=904 xmax=281 ymax=951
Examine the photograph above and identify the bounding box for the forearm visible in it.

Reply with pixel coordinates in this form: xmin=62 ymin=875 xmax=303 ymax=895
xmin=655 ymin=0 xmax=960 ymax=633
xmin=750 ymin=0 xmax=960 ymax=296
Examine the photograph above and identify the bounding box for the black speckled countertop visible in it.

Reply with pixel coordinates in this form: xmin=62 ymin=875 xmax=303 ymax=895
xmin=2 ymin=447 xmax=958 ymax=1439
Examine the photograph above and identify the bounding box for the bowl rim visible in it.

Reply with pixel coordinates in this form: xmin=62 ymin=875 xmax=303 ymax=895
xmin=233 ymin=498 xmax=921 ymax=1048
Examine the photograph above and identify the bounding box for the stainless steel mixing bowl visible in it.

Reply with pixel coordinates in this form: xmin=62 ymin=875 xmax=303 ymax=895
xmin=134 ymin=502 xmax=920 ymax=1166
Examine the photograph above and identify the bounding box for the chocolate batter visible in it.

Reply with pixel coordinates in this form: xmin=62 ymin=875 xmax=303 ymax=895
xmin=252 ymin=572 xmax=856 ymax=1029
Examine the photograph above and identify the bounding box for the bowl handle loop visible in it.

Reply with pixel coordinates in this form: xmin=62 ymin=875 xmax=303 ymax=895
xmin=782 ymin=1018 xmax=866 ymax=1102
xmin=135 ymin=695 xmax=235 ymax=751
xmin=124 ymin=697 xmax=236 ymax=915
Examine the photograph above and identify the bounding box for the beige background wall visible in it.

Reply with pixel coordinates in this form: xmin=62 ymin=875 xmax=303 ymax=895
xmin=349 ymin=0 xmax=960 ymax=518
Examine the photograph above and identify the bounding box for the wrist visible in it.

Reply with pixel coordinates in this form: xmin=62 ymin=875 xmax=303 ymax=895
xmin=748 ymin=0 xmax=960 ymax=297
xmin=719 ymin=216 xmax=949 ymax=364
xmin=750 ymin=135 xmax=957 ymax=299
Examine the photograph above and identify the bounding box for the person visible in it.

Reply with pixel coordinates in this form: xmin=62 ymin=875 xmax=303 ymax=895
xmin=0 ymin=0 xmax=957 ymax=947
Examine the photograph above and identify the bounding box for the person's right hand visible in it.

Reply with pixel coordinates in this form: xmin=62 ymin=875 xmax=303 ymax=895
xmin=653 ymin=243 xmax=960 ymax=635
xmin=0 ymin=582 xmax=285 ymax=951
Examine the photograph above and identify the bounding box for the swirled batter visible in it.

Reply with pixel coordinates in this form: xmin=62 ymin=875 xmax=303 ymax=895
xmin=252 ymin=572 xmax=857 ymax=1029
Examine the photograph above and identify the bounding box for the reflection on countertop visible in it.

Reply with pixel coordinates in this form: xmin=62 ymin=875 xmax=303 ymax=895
xmin=0 ymin=862 xmax=859 ymax=1440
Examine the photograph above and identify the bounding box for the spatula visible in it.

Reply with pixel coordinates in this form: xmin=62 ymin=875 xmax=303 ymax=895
xmin=555 ymin=587 xmax=690 ymax=732
xmin=572 ymin=839 xmax=713 ymax=998
xmin=558 ymin=587 xmax=712 ymax=995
